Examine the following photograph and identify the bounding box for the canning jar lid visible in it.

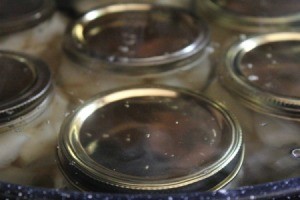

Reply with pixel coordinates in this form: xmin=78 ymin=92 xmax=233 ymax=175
xmin=0 ymin=50 xmax=52 ymax=125
xmin=221 ymin=32 xmax=300 ymax=120
xmin=198 ymin=0 xmax=300 ymax=32
xmin=0 ymin=0 xmax=55 ymax=34
xmin=57 ymin=85 xmax=243 ymax=192
xmin=64 ymin=3 xmax=209 ymax=75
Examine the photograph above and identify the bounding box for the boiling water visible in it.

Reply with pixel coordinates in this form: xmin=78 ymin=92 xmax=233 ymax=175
xmin=0 ymin=3 xmax=299 ymax=190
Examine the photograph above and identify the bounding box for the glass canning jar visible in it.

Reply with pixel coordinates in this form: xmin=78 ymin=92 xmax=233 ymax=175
xmin=195 ymin=0 xmax=300 ymax=48
xmin=57 ymin=85 xmax=244 ymax=192
xmin=0 ymin=0 xmax=68 ymax=76
xmin=206 ymin=32 xmax=300 ymax=185
xmin=58 ymin=3 xmax=212 ymax=103
xmin=0 ymin=50 xmax=68 ymax=187
xmin=56 ymin=0 xmax=193 ymax=16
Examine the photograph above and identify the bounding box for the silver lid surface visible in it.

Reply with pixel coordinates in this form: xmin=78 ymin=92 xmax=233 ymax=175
xmin=64 ymin=3 xmax=209 ymax=75
xmin=221 ymin=32 xmax=300 ymax=119
xmin=0 ymin=51 xmax=52 ymax=123
xmin=57 ymin=86 xmax=243 ymax=192
xmin=0 ymin=0 xmax=55 ymax=34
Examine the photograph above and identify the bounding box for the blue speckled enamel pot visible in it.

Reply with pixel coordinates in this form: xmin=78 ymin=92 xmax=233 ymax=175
xmin=1 ymin=177 xmax=299 ymax=199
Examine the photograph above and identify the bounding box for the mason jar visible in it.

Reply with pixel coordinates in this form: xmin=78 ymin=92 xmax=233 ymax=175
xmin=206 ymin=32 xmax=300 ymax=185
xmin=57 ymin=0 xmax=193 ymax=16
xmin=0 ymin=50 xmax=69 ymax=187
xmin=57 ymin=3 xmax=213 ymax=103
xmin=195 ymin=0 xmax=300 ymax=50
xmin=56 ymin=85 xmax=244 ymax=192
xmin=0 ymin=0 xmax=68 ymax=76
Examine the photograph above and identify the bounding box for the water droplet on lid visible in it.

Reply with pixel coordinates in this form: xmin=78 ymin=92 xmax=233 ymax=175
xmin=248 ymin=75 xmax=259 ymax=81
xmin=260 ymin=122 xmax=268 ymax=127
xmin=124 ymin=101 xmax=130 ymax=108
xmin=247 ymin=63 xmax=253 ymax=69
xmin=266 ymin=53 xmax=272 ymax=59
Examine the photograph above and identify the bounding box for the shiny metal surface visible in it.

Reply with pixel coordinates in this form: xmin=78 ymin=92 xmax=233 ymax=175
xmin=221 ymin=32 xmax=300 ymax=120
xmin=0 ymin=50 xmax=52 ymax=124
xmin=64 ymin=3 xmax=209 ymax=75
xmin=57 ymin=86 xmax=243 ymax=192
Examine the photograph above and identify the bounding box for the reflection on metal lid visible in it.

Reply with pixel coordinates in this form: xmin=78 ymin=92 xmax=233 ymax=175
xmin=57 ymin=85 xmax=243 ymax=192
xmin=197 ymin=0 xmax=300 ymax=32
xmin=0 ymin=50 xmax=52 ymax=123
xmin=0 ymin=0 xmax=55 ymax=34
xmin=64 ymin=3 xmax=209 ymax=74
xmin=221 ymin=32 xmax=300 ymax=120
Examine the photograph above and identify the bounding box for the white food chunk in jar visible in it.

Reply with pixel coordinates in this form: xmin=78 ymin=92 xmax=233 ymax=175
xmin=0 ymin=132 xmax=29 ymax=168
xmin=19 ymin=89 xmax=69 ymax=166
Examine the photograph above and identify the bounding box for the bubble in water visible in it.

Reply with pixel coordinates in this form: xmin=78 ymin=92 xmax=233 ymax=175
xmin=239 ymin=34 xmax=247 ymax=40
xmin=6 ymin=110 xmax=14 ymax=115
xmin=291 ymin=148 xmax=300 ymax=159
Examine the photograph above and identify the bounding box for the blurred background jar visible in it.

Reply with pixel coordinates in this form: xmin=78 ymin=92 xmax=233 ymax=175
xmin=58 ymin=3 xmax=213 ymax=103
xmin=206 ymin=32 xmax=300 ymax=185
xmin=194 ymin=0 xmax=300 ymax=54
xmin=56 ymin=0 xmax=193 ymax=16
xmin=0 ymin=0 xmax=69 ymax=76
xmin=0 ymin=50 xmax=68 ymax=187
xmin=57 ymin=86 xmax=244 ymax=192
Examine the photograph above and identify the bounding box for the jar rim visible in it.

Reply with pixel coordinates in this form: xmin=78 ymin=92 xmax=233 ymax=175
xmin=57 ymin=85 xmax=243 ymax=192
xmin=64 ymin=3 xmax=210 ymax=75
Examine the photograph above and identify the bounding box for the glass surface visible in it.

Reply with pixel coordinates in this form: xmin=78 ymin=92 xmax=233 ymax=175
xmin=78 ymin=94 xmax=232 ymax=180
xmin=84 ymin=9 xmax=199 ymax=59
xmin=0 ymin=56 xmax=34 ymax=105
xmin=0 ymin=0 xmax=42 ymax=21
xmin=240 ymin=41 xmax=300 ymax=98
xmin=212 ymin=0 xmax=300 ymax=17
